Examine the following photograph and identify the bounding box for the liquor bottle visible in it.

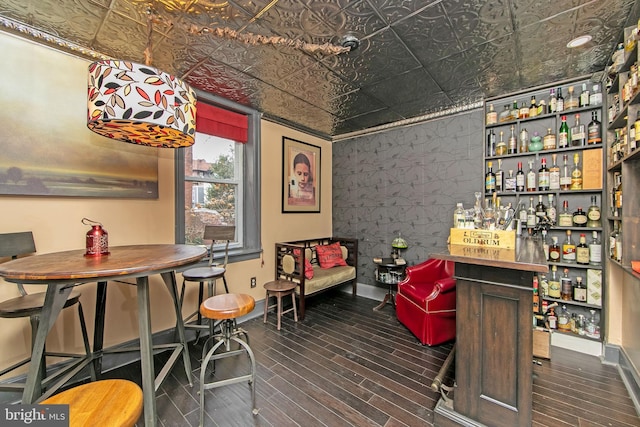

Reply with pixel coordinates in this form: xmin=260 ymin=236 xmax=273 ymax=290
xmin=573 ymin=276 xmax=587 ymax=302
xmin=557 ymin=304 xmax=571 ymax=330
xmin=511 ymin=100 xmax=519 ymax=120
xmin=485 ymin=161 xmax=496 ymax=195
xmin=526 ymin=196 xmax=537 ymax=232
xmin=496 ymin=130 xmax=507 ymax=156
xmin=535 ymin=195 xmax=547 ymax=223
xmin=587 ymin=111 xmax=602 ymax=145
xmin=560 ymin=154 xmax=571 ymax=190
xmin=519 ymin=127 xmax=529 ymax=153
xmin=454 ymin=202 xmax=465 ymax=228
xmin=586 ymin=309 xmax=600 ymax=339
xmin=579 ymin=83 xmax=590 ymax=107
xmin=572 ymin=207 xmax=587 ymax=227
xmin=543 ymin=128 xmax=557 ymax=150
xmin=560 ymin=270 xmax=572 ymax=301
xmin=505 ymin=169 xmax=516 ymax=192
xmin=556 ymin=87 xmax=565 ymax=112
xmin=610 ymin=222 xmax=619 ymax=260
xmin=487 ymin=130 xmax=496 ymax=156
xmin=547 ymin=307 xmax=558 ymax=329
xmin=565 ymin=86 xmax=578 ymax=110
xmin=548 ymin=265 xmax=561 ymax=297
xmin=538 ymin=157 xmax=549 ymax=191
xmin=499 ymin=105 xmax=511 ymax=123
xmin=516 ymin=161 xmax=525 ymax=192
xmin=508 ymin=125 xmax=517 ymax=154
xmin=532 ymin=276 xmax=540 ymax=313
xmin=495 ymin=159 xmax=504 ymax=192
xmin=539 ymin=273 xmax=549 ymax=297
xmin=589 ymin=231 xmax=602 ymax=265
xmin=576 ymin=233 xmax=590 ymax=265
xmin=587 ymin=195 xmax=601 ymax=228
xmin=562 ymin=229 xmax=576 ymax=263
xmin=541 ymin=229 xmax=550 ymax=260
xmin=549 ymin=153 xmax=560 ymax=190
xmin=546 ymin=194 xmax=557 ymax=225
xmin=537 ymin=99 xmax=546 ymax=116
xmin=548 ymin=88 xmax=557 ymax=113
xmin=517 ymin=201 xmax=528 ymax=235
xmin=633 ymin=110 xmax=640 ymax=151
xmin=486 ymin=104 xmax=497 ymax=125
xmin=549 ymin=236 xmax=561 ymax=263
xmin=526 ymin=160 xmax=536 ymax=192
xmin=558 ymin=115 xmax=570 ymax=148
xmin=589 ymin=83 xmax=602 ymax=106
xmin=558 ymin=200 xmax=573 ymax=226
xmin=529 ymin=96 xmax=538 ymax=117
xmin=571 ymin=114 xmax=586 ymax=146
xmin=519 ymin=102 xmax=529 ymax=119
xmin=570 ymin=153 xmax=583 ymax=190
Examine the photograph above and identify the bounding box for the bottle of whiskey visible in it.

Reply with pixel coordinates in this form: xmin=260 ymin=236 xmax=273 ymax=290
xmin=556 ymin=87 xmax=565 ymax=112
xmin=570 ymin=153 xmax=583 ymax=190
xmin=548 ymin=265 xmax=561 ymax=298
xmin=571 ymin=114 xmax=586 ymax=146
xmin=572 ymin=207 xmax=587 ymax=227
xmin=560 ymin=154 xmax=571 ymax=190
xmin=566 ymin=86 xmax=578 ymax=110
xmin=558 ymin=116 xmax=570 ymax=148
xmin=558 ymin=200 xmax=573 ymax=226
xmin=560 ymin=270 xmax=572 ymax=301
xmin=495 ymin=159 xmax=504 ymax=192
xmin=526 ymin=160 xmax=536 ymax=192
xmin=573 ymin=276 xmax=587 ymax=302
xmin=549 ymin=236 xmax=561 ymax=263
xmin=486 ymin=104 xmax=497 ymax=125
xmin=496 ymin=130 xmax=507 ymax=156
xmin=562 ymin=230 xmax=576 ymax=263
xmin=549 ymin=153 xmax=560 ymax=190
xmin=508 ymin=125 xmax=517 ymax=154
xmin=589 ymin=231 xmax=601 ymax=265
xmin=516 ymin=161 xmax=525 ymax=192
xmin=519 ymin=102 xmax=529 ymax=119
xmin=587 ymin=111 xmax=602 ymax=145
xmin=538 ymin=157 xmax=549 ymax=191
xmin=576 ymin=233 xmax=590 ymax=265
xmin=587 ymin=195 xmax=601 ymax=228
xmin=543 ymin=128 xmax=557 ymax=150
xmin=485 ymin=161 xmax=496 ymax=195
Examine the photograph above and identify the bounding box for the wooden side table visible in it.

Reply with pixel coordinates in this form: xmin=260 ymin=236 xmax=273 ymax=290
xmin=373 ymin=258 xmax=406 ymax=311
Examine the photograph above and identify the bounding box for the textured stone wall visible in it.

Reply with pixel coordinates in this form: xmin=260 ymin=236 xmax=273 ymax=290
xmin=332 ymin=109 xmax=483 ymax=285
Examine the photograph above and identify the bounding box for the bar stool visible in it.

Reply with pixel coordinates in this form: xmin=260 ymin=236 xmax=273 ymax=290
xmin=180 ymin=225 xmax=235 ymax=342
xmin=263 ymin=279 xmax=298 ymax=330
xmin=40 ymin=379 xmax=143 ymax=427
xmin=198 ymin=293 xmax=258 ymax=426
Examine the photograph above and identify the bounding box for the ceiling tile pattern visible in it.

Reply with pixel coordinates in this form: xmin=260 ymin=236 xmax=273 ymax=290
xmin=0 ymin=0 xmax=637 ymax=138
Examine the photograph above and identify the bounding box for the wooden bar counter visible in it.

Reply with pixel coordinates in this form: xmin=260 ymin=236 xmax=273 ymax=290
xmin=432 ymin=238 xmax=548 ymax=427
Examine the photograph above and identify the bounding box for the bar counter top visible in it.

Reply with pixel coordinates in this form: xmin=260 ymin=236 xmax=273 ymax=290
xmin=431 ymin=237 xmax=549 ymax=273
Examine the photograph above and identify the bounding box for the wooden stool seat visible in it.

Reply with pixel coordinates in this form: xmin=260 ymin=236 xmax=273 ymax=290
xmin=263 ymin=279 xmax=298 ymax=331
xmin=40 ymin=379 xmax=142 ymax=427
xmin=200 ymin=293 xmax=255 ymax=320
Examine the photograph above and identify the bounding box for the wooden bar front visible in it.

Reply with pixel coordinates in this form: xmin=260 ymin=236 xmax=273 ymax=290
xmin=432 ymin=239 xmax=548 ymax=427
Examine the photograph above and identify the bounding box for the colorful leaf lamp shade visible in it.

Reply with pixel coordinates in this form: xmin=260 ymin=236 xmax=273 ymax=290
xmin=87 ymin=60 xmax=197 ymax=148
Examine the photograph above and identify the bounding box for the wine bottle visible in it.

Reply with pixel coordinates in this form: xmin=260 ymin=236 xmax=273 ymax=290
xmin=516 ymin=161 xmax=525 ymax=192
xmin=526 ymin=160 xmax=536 ymax=192
xmin=548 ymin=88 xmax=557 ymax=113
xmin=558 ymin=115 xmax=570 ymax=148
xmin=538 ymin=157 xmax=549 ymax=191
xmin=556 ymin=87 xmax=564 ymax=112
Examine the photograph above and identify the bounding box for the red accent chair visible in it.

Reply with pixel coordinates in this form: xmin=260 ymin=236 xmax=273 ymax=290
xmin=395 ymin=258 xmax=456 ymax=346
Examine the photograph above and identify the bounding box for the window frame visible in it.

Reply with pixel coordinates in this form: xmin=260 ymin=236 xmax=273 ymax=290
xmin=175 ymin=90 xmax=261 ymax=263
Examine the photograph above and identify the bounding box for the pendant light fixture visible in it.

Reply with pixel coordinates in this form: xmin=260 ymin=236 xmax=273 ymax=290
xmin=86 ymin=8 xmax=196 ymax=148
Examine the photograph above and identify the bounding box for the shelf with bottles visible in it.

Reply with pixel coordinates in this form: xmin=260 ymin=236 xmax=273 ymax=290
xmin=487 ymin=104 xmax=601 ymax=129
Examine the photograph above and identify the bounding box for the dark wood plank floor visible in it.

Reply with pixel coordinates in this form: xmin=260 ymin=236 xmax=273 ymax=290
xmin=103 ymin=291 xmax=639 ymax=427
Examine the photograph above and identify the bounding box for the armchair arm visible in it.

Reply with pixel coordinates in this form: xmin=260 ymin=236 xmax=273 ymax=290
xmin=425 ymin=277 xmax=456 ymax=301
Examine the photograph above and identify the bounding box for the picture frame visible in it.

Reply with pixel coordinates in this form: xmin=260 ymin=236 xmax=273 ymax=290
xmin=282 ymin=137 xmax=320 ymax=213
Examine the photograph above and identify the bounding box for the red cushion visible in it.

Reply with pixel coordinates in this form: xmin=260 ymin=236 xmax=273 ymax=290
xmin=315 ymin=242 xmax=347 ymax=268
xmin=293 ymin=248 xmax=314 ymax=279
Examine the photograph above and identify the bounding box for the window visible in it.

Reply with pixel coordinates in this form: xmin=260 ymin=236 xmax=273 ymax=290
xmin=175 ymin=92 xmax=261 ymax=262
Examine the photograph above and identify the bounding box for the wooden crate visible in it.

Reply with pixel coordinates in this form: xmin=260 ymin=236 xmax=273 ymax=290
xmin=449 ymin=228 xmax=516 ymax=250
xmin=533 ymin=329 xmax=551 ymax=359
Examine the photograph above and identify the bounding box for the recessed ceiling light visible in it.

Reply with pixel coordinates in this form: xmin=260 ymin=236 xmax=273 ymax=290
xmin=567 ymin=35 xmax=593 ymax=48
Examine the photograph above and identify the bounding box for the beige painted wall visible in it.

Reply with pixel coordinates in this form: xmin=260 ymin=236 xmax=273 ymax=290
xmin=0 ymin=31 xmax=332 ymax=378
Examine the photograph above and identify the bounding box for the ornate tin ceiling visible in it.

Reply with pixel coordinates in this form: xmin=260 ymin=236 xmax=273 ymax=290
xmin=0 ymin=0 xmax=637 ymax=139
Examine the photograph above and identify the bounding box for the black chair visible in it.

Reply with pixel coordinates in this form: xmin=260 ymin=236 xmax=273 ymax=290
xmin=0 ymin=231 xmax=94 ymax=393
xmin=179 ymin=225 xmax=235 ymax=341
